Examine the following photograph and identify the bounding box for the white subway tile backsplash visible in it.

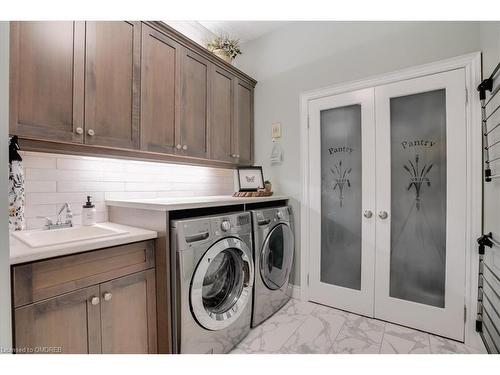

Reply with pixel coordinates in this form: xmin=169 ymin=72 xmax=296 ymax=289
xmin=104 ymin=191 xmax=158 ymax=200
xmin=26 ymin=192 xmax=106 ymax=206
xmin=23 ymin=204 xmax=57 ymax=219
xmin=26 ymin=168 xmax=103 ymax=181
xmin=56 ymin=157 xmax=125 ymax=172
xmin=20 ymin=151 xmax=235 ymax=229
xmin=22 ymin=154 xmax=57 ymax=169
xmin=57 ymin=181 xmax=125 ymax=193
xmin=24 ymin=181 xmax=57 ymax=193
xmin=124 ymin=182 xmax=174 ymax=192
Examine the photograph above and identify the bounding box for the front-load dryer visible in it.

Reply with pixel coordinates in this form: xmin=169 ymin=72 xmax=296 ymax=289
xmin=251 ymin=206 xmax=295 ymax=327
xmin=170 ymin=211 xmax=254 ymax=354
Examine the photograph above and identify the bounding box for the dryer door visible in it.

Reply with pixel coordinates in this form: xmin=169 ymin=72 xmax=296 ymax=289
xmin=190 ymin=237 xmax=254 ymax=331
xmin=260 ymin=223 xmax=294 ymax=290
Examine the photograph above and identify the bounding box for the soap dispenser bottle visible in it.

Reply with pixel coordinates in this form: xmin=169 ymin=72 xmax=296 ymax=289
xmin=82 ymin=196 xmax=96 ymax=226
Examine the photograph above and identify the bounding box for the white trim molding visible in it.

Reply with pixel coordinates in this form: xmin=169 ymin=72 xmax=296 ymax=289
xmin=0 ymin=21 xmax=12 ymax=352
xmin=299 ymin=52 xmax=483 ymax=349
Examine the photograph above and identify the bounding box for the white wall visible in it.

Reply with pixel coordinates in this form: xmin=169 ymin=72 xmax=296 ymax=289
xmin=165 ymin=21 xmax=216 ymax=48
xmin=235 ymin=21 xmax=483 ymax=284
xmin=21 ymin=151 xmax=235 ymax=230
xmin=0 ymin=21 xmax=12 ymax=352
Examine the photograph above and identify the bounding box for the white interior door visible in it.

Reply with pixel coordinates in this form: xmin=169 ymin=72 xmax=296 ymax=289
xmin=308 ymin=88 xmax=376 ymax=317
xmin=374 ymin=69 xmax=467 ymax=340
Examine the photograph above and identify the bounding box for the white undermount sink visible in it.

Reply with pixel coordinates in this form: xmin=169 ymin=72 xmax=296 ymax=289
xmin=12 ymin=224 xmax=129 ymax=248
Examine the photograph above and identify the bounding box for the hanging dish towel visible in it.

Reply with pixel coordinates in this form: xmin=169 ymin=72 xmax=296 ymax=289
xmin=9 ymin=135 xmax=25 ymax=231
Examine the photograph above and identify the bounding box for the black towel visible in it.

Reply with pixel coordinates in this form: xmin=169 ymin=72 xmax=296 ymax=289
xmin=9 ymin=135 xmax=22 ymax=163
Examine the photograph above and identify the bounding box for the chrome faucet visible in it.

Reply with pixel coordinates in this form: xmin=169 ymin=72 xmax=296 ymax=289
xmin=37 ymin=202 xmax=73 ymax=230
xmin=57 ymin=202 xmax=73 ymax=227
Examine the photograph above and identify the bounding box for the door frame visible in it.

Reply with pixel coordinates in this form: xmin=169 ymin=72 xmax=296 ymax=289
xmin=299 ymin=52 xmax=482 ymax=348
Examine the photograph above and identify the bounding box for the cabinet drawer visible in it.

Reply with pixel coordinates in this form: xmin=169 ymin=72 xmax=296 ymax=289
xmin=12 ymin=240 xmax=154 ymax=307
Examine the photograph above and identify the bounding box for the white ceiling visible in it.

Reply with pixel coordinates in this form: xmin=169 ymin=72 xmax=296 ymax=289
xmin=198 ymin=21 xmax=288 ymax=43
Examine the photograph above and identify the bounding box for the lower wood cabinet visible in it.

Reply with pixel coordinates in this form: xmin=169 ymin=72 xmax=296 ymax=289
xmin=100 ymin=270 xmax=157 ymax=354
xmin=15 ymin=286 xmax=102 ymax=354
xmin=12 ymin=241 xmax=158 ymax=354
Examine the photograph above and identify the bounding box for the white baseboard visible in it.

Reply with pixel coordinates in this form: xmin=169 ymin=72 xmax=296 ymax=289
xmin=289 ymin=284 xmax=301 ymax=300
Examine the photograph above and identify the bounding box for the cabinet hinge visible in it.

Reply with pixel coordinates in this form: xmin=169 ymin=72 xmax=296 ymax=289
xmin=464 ymin=305 xmax=467 ymax=323
xmin=307 ymin=116 xmax=310 ymax=129
xmin=465 ymin=88 xmax=468 ymax=103
xmin=307 ymin=274 xmax=310 ymax=286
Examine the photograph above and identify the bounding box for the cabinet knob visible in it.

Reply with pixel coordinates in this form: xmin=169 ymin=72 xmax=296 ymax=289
xmin=75 ymin=127 xmax=83 ymax=135
xmin=90 ymin=296 xmax=100 ymax=305
xmin=378 ymin=211 xmax=389 ymax=220
xmin=87 ymin=129 xmax=95 ymax=136
xmin=103 ymin=292 xmax=112 ymax=302
xmin=182 ymin=145 xmax=188 ymax=150
xmin=236 ymin=154 xmax=240 ymax=158
xmin=231 ymin=154 xmax=237 ymax=158
xmin=176 ymin=144 xmax=182 ymax=150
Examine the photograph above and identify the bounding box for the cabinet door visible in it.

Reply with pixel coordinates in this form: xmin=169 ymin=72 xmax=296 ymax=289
xmin=85 ymin=21 xmax=141 ymax=149
xmin=14 ymin=286 xmax=101 ymax=354
xmin=9 ymin=21 xmax=85 ymax=143
xmin=234 ymin=79 xmax=254 ymax=165
xmin=210 ymin=66 xmax=235 ymax=163
xmin=179 ymin=49 xmax=209 ymax=159
xmin=100 ymin=270 xmax=157 ymax=354
xmin=140 ymin=24 xmax=180 ymax=154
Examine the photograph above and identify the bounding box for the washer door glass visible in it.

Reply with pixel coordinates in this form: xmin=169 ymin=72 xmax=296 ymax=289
xmin=191 ymin=237 xmax=253 ymax=331
xmin=203 ymin=249 xmax=245 ymax=314
xmin=260 ymin=223 xmax=294 ymax=290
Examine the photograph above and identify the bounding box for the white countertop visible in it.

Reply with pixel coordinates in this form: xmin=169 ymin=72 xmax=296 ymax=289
xmin=105 ymin=194 xmax=289 ymax=212
xmin=10 ymin=222 xmax=158 ymax=265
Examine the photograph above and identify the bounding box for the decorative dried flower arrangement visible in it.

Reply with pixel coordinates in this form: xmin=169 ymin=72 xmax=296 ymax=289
xmin=207 ymin=35 xmax=242 ymax=64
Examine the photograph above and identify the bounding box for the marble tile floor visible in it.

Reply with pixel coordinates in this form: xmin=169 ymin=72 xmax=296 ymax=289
xmin=231 ymin=299 xmax=486 ymax=354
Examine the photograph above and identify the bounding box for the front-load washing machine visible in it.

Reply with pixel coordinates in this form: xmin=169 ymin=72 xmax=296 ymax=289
xmin=170 ymin=211 xmax=254 ymax=354
xmin=251 ymin=206 xmax=295 ymax=327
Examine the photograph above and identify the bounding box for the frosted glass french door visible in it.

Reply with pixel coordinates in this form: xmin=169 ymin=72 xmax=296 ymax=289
xmin=308 ymin=88 xmax=376 ymax=317
xmin=307 ymin=69 xmax=467 ymax=340
xmin=374 ymin=69 xmax=466 ymax=341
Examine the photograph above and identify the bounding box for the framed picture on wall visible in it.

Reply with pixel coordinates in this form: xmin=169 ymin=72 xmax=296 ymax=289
xmin=237 ymin=166 xmax=265 ymax=192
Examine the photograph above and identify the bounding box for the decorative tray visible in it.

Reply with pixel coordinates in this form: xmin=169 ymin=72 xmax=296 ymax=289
xmin=232 ymin=191 xmax=274 ymax=197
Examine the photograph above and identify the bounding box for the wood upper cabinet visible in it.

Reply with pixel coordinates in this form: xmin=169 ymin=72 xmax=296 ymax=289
xmin=140 ymin=24 xmax=180 ymax=154
xmin=84 ymin=21 xmax=141 ymax=149
xmin=100 ymin=270 xmax=157 ymax=354
xmin=234 ymin=79 xmax=254 ymax=165
xmin=14 ymin=286 xmax=101 ymax=354
xmin=9 ymin=21 xmax=256 ymax=167
xmin=179 ymin=49 xmax=210 ymax=159
xmin=9 ymin=21 xmax=85 ymax=143
xmin=210 ymin=66 xmax=235 ymax=163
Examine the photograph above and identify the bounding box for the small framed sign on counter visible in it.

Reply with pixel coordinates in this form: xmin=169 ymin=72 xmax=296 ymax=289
xmin=237 ymin=166 xmax=265 ymax=192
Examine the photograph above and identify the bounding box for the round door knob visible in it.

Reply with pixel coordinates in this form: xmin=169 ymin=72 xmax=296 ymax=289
xmin=75 ymin=127 xmax=83 ymax=135
xmin=176 ymin=144 xmax=182 ymax=150
xmin=182 ymin=145 xmax=188 ymax=150
xmin=363 ymin=210 xmax=373 ymax=218
xmin=103 ymin=292 xmax=112 ymax=302
xmin=87 ymin=129 xmax=95 ymax=136
xmin=378 ymin=211 xmax=389 ymax=219
xmin=221 ymin=220 xmax=231 ymax=232
xmin=90 ymin=296 xmax=100 ymax=305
